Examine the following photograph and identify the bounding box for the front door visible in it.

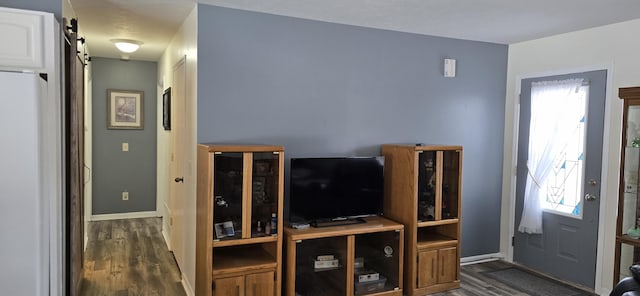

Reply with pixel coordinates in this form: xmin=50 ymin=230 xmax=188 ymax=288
xmin=513 ymin=70 xmax=607 ymax=288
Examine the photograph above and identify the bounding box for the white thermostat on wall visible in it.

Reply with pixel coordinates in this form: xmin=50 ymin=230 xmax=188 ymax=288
xmin=444 ymin=58 xmax=456 ymax=77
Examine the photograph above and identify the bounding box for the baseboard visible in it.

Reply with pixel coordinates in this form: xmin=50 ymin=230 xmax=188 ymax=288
xmin=460 ymin=252 xmax=504 ymax=266
xmin=182 ymin=273 xmax=195 ymax=296
xmin=91 ymin=211 xmax=159 ymax=221
xmin=162 ymin=227 xmax=171 ymax=249
xmin=599 ymin=288 xmax=611 ymax=296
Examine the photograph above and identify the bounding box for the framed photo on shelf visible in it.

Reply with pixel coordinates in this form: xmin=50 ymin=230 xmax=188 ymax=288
xmin=214 ymin=223 xmax=226 ymax=239
xmin=107 ymin=89 xmax=144 ymax=129
xmin=162 ymin=87 xmax=171 ymax=130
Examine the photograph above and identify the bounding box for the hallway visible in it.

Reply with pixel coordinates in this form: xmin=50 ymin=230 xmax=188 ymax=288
xmin=80 ymin=218 xmax=185 ymax=296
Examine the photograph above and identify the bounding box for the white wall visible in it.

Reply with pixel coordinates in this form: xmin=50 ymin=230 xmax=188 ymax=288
xmin=501 ymin=18 xmax=640 ymax=294
xmin=157 ymin=5 xmax=197 ymax=295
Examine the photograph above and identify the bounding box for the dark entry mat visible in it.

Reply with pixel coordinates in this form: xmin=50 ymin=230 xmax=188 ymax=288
xmin=483 ymin=267 xmax=592 ymax=296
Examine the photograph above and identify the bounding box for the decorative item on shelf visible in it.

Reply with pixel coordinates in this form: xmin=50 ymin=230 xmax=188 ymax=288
xmin=215 ymin=196 xmax=228 ymax=207
xmin=254 ymin=161 xmax=270 ymax=176
xmin=214 ymin=223 xmax=226 ymax=239
xmin=628 ymin=226 xmax=640 ymax=239
xmin=223 ymin=221 xmax=235 ymax=237
xmin=256 ymin=220 xmax=263 ymax=234
xmin=630 ymin=218 xmax=640 ymax=239
xmin=252 ymin=177 xmax=267 ymax=204
xmin=633 ymin=137 xmax=640 ymax=148
xmin=313 ymin=254 xmax=339 ymax=271
xmin=384 ymin=245 xmax=394 ymax=258
xmin=270 ymin=213 xmax=277 ymax=235
xmin=265 ymin=221 xmax=271 ymax=235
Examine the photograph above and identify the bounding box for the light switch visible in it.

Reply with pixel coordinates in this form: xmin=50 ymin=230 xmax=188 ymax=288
xmin=122 ymin=142 xmax=129 ymax=152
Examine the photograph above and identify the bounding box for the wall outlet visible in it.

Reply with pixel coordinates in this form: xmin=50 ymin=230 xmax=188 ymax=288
xmin=122 ymin=191 xmax=129 ymax=200
xmin=122 ymin=142 xmax=129 ymax=152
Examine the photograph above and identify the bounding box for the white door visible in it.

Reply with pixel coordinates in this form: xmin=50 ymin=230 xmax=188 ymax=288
xmin=0 ymin=71 xmax=49 ymax=295
xmin=513 ymin=70 xmax=606 ymax=288
xmin=169 ymin=57 xmax=187 ymax=269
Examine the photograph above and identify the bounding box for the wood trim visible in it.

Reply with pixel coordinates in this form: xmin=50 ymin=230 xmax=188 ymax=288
xmin=435 ymin=151 xmax=443 ymax=221
xmin=200 ymin=144 xmax=284 ymax=153
xmin=619 ymin=87 xmax=640 ymax=100
xmin=242 ymin=152 xmax=253 ymax=239
xmin=346 ymin=235 xmax=355 ymax=296
xmin=196 ymin=146 xmax=213 ymax=296
xmin=283 ymin=216 xmax=404 ymax=241
xmin=276 ymin=151 xmax=284 ymax=296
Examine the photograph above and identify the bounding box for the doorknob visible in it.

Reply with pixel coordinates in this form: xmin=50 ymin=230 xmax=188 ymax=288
xmin=584 ymin=193 xmax=597 ymax=201
xmin=174 ymin=177 xmax=184 ymax=183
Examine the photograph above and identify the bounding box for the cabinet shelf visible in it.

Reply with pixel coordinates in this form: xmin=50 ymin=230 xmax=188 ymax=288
xmin=617 ymin=235 xmax=640 ymax=246
xmin=285 ymin=216 xmax=403 ymax=241
xmin=212 ymin=246 xmax=278 ymax=277
xmin=213 ymin=235 xmax=278 ymax=247
xmin=417 ymin=218 xmax=459 ymax=228
xmin=417 ymin=233 xmax=458 ymax=250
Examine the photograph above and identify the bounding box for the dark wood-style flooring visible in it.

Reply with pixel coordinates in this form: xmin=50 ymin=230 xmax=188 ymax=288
xmin=434 ymin=260 xmax=595 ymax=296
xmin=79 ymin=218 xmax=593 ymax=296
xmin=80 ymin=217 xmax=186 ymax=296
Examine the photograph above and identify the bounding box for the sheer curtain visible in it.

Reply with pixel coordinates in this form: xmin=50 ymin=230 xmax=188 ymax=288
xmin=518 ymin=78 xmax=585 ymax=234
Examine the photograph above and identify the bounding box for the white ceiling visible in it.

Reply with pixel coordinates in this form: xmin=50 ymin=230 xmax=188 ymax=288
xmin=70 ymin=0 xmax=640 ymax=61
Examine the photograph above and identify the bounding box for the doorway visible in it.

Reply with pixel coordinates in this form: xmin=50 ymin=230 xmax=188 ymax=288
xmin=513 ymin=70 xmax=607 ymax=289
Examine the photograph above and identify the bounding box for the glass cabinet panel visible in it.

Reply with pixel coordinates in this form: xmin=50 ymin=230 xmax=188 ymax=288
xmin=354 ymin=231 xmax=400 ymax=295
xmin=295 ymin=237 xmax=348 ymax=296
xmin=442 ymin=150 xmax=460 ymax=220
xmin=213 ymin=152 xmax=244 ymax=240
xmin=418 ymin=151 xmax=437 ymax=221
xmin=251 ymin=152 xmax=280 ymax=238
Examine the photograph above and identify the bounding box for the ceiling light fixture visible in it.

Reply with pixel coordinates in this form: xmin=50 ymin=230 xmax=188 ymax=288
xmin=111 ymin=39 xmax=143 ymax=53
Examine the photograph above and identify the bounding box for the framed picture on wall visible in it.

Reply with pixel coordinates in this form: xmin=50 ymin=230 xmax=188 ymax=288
xmin=163 ymin=87 xmax=171 ymax=130
xmin=107 ymin=89 xmax=144 ymax=129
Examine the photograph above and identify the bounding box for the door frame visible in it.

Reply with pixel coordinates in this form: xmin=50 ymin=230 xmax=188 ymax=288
xmin=502 ymin=63 xmax=614 ymax=294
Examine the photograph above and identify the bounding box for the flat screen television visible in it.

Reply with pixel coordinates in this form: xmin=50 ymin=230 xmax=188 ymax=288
xmin=289 ymin=157 xmax=384 ymax=226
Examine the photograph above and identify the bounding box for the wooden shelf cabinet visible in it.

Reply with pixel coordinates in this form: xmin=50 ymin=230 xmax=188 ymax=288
xmin=283 ymin=216 xmax=404 ymax=296
xmin=615 ymin=88 xmax=640 ymax=283
xmin=381 ymin=144 xmax=462 ymax=295
xmin=197 ymin=144 xmax=285 ymax=296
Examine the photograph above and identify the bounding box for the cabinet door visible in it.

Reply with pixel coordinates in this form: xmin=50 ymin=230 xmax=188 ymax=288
xmin=417 ymin=151 xmax=438 ymax=222
xmin=354 ymin=230 xmax=401 ymax=293
xmin=213 ymin=152 xmax=244 ymax=240
xmin=250 ymin=152 xmax=281 ymax=238
xmin=214 ymin=276 xmax=245 ymax=296
xmin=437 ymin=247 xmax=457 ymax=283
xmin=294 ymin=236 xmax=348 ymax=295
xmin=246 ymin=271 xmax=275 ymax=296
xmin=417 ymin=250 xmax=437 ymax=288
xmin=441 ymin=150 xmax=461 ymax=220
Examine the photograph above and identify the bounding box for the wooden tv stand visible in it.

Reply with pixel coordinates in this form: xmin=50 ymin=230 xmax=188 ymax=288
xmin=283 ymin=216 xmax=404 ymax=296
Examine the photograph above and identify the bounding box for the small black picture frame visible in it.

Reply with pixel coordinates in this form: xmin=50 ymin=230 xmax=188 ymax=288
xmin=162 ymin=87 xmax=171 ymax=130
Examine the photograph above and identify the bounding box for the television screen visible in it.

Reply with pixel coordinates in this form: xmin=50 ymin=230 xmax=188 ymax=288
xmin=289 ymin=157 xmax=384 ymax=224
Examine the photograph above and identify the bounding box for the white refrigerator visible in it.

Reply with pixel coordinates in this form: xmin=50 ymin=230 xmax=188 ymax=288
xmin=0 ymin=70 xmax=51 ymax=295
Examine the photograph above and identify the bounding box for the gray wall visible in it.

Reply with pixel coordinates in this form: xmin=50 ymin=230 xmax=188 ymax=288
xmin=197 ymin=5 xmax=508 ymax=257
xmin=92 ymin=57 xmax=157 ymax=215
xmin=1 ymin=0 xmax=61 ymax=20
